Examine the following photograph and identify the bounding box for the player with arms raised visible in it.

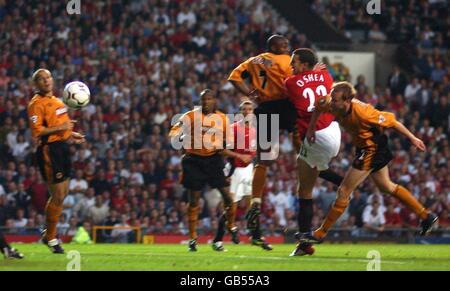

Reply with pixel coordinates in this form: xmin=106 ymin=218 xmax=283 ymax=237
xmin=228 ymin=35 xmax=343 ymax=250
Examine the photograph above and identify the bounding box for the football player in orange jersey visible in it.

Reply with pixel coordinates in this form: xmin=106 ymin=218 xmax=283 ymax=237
xmin=300 ymin=81 xmax=438 ymax=245
xmin=169 ymin=89 xmax=251 ymax=252
xmin=28 ymin=69 xmax=85 ymax=254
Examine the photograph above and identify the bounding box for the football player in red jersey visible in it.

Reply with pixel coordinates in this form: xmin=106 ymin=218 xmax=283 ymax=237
xmin=284 ymin=48 xmax=341 ymax=256
xmin=212 ymin=100 xmax=258 ymax=251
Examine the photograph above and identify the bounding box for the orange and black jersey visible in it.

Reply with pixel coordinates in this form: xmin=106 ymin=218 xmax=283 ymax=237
xmin=169 ymin=107 xmax=233 ymax=157
xmin=228 ymin=52 xmax=292 ymax=103
xmin=334 ymin=99 xmax=397 ymax=149
xmin=27 ymin=94 xmax=72 ymax=144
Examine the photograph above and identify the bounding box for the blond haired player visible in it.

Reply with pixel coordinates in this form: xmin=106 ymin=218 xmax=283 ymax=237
xmin=301 ymin=82 xmax=438 ymax=245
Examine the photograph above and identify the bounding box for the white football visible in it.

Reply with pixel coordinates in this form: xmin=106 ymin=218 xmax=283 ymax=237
xmin=62 ymin=81 xmax=90 ymax=109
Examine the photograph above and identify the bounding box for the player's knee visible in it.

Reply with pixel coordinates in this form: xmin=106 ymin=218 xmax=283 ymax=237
xmin=51 ymin=196 xmax=65 ymax=206
xmin=378 ymin=182 xmax=397 ymax=194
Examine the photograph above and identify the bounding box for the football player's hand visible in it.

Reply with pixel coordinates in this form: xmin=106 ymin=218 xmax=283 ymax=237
xmin=72 ymin=131 xmax=85 ymax=139
xmin=411 ymin=137 xmax=426 ymax=152
xmin=71 ymin=131 xmax=86 ymax=144
xmin=306 ymin=127 xmax=316 ymax=144
xmin=60 ymin=120 xmax=76 ymax=131
xmin=239 ymin=154 xmax=253 ymax=164
xmin=248 ymin=89 xmax=262 ymax=103
xmin=313 ymin=62 xmax=327 ymax=71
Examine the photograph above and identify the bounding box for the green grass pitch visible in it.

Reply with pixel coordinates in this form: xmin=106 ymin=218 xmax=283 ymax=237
xmin=1 ymin=243 xmax=449 ymax=271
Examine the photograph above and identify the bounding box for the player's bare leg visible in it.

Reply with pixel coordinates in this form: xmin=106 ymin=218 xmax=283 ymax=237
xmin=370 ymin=166 xmax=437 ymax=235
xmin=187 ymin=190 xmax=201 ymax=252
xmin=221 ymin=188 xmax=239 ymax=238
xmin=290 ymin=159 xmax=318 ymax=256
xmin=305 ymin=167 xmax=371 ymax=243
xmin=43 ymin=179 xmax=69 ymax=254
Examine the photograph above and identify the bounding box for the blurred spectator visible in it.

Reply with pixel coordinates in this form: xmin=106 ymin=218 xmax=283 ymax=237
xmin=69 ymin=169 xmax=88 ymax=202
xmin=13 ymin=208 xmax=27 ymax=228
xmin=368 ymin=23 xmax=387 ymax=42
xmin=388 ymin=66 xmax=408 ymax=96
xmin=73 ymin=188 xmax=96 ymax=220
xmin=438 ymin=209 xmax=450 ymax=229
xmin=404 ymin=77 xmax=421 ymax=104
xmin=87 ymin=196 xmax=110 ymax=225
xmin=57 ymin=215 xmax=69 ymax=236
xmin=348 ymin=190 xmax=366 ymax=227
xmin=29 ymin=174 xmax=48 ymax=214
xmin=62 ymin=193 xmax=76 ymax=221
xmin=384 ymin=204 xmax=402 ymax=229
xmin=111 ymin=214 xmax=132 ymax=243
xmin=362 ymin=200 xmax=385 ymax=235
xmin=317 ymin=183 xmax=336 ymax=212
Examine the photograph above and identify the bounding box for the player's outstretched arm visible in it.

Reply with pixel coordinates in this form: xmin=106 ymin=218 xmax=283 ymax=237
xmin=393 ymin=121 xmax=426 ymax=151
xmin=221 ymin=149 xmax=252 ymax=164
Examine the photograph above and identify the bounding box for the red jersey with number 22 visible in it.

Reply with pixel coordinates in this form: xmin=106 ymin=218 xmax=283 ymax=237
xmin=285 ymin=70 xmax=335 ymax=139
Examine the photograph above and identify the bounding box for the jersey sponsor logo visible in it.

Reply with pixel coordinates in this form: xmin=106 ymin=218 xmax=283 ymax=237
xmin=56 ymin=107 xmax=68 ymax=116
xmin=30 ymin=115 xmax=38 ymax=124
xmin=378 ymin=115 xmax=386 ymax=124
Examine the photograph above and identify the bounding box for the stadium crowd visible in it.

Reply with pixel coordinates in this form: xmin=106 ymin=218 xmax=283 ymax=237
xmin=0 ymin=0 xmax=448 ymax=242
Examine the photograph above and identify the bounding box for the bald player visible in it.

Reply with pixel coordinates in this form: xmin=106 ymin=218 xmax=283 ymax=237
xmin=28 ymin=69 xmax=85 ymax=253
